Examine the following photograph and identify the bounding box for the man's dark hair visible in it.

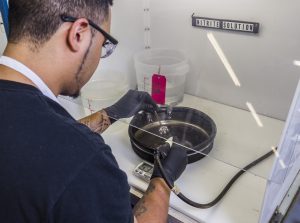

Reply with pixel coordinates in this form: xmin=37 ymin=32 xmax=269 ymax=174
xmin=8 ymin=0 xmax=113 ymax=48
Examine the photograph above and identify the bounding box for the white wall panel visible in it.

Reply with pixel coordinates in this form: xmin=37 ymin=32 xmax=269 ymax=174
xmin=0 ymin=14 xmax=7 ymax=54
xmin=95 ymin=0 xmax=145 ymax=89
xmin=149 ymin=0 xmax=300 ymax=120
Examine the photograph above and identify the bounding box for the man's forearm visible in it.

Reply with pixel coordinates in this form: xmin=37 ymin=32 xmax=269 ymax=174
xmin=134 ymin=178 xmax=170 ymax=223
xmin=78 ymin=110 xmax=111 ymax=134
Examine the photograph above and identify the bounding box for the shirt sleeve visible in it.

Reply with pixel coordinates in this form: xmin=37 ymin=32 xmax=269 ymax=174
xmin=51 ymin=148 xmax=134 ymax=223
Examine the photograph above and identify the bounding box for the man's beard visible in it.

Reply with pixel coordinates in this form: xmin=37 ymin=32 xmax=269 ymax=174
xmin=61 ymin=38 xmax=93 ymax=99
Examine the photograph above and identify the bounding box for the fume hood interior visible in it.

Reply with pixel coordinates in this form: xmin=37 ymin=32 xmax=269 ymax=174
xmin=1 ymin=0 xmax=300 ymax=222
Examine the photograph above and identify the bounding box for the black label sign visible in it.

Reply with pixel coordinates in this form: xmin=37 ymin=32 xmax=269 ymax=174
xmin=192 ymin=15 xmax=259 ymax=34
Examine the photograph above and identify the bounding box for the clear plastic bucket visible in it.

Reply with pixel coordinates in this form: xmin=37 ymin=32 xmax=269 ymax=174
xmin=80 ymin=70 xmax=129 ymax=112
xmin=134 ymin=49 xmax=189 ymax=105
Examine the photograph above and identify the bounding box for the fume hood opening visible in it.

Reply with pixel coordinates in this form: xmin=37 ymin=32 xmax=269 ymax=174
xmin=2 ymin=0 xmax=300 ymax=222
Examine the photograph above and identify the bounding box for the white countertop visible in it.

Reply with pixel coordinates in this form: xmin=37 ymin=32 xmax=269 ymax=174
xmin=60 ymin=94 xmax=285 ymax=223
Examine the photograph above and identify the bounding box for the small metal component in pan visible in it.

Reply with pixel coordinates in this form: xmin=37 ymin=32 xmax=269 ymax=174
xmin=159 ymin=126 xmax=169 ymax=135
xmin=154 ymin=110 xmax=170 ymax=135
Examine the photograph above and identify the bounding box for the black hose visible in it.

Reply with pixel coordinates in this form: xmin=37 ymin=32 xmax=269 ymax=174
xmin=154 ymin=153 xmax=175 ymax=191
xmin=155 ymin=148 xmax=276 ymax=209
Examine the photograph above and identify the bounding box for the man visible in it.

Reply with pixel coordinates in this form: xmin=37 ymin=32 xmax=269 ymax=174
xmin=0 ymin=0 xmax=187 ymax=223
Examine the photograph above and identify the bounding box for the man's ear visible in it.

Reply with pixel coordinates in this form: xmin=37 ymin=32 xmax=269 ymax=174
xmin=67 ymin=18 xmax=91 ymax=52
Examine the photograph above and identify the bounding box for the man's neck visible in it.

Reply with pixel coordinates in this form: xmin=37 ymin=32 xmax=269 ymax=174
xmin=0 ymin=62 xmax=36 ymax=87
xmin=0 ymin=43 xmax=62 ymax=96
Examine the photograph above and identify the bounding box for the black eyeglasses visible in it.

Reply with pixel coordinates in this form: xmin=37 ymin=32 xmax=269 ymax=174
xmin=60 ymin=15 xmax=118 ymax=58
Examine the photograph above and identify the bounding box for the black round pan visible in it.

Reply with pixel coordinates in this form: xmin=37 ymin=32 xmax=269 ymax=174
xmin=128 ymin=107 xmax=217 ymax=164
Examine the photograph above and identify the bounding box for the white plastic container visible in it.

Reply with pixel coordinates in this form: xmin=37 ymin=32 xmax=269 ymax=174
xmin=134 ymin=49 xmax=189 ymax=105
xmin=80 ymin=70 xmax=129 ymax=112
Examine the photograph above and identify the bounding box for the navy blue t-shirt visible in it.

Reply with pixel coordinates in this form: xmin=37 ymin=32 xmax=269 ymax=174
xmin=0 ymin=80 xmax=133 ymax=223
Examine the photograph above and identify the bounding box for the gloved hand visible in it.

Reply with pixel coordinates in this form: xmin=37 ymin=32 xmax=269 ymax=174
xmin=104 ymin=90 xmax=158 ymax=123
xmin=151 ymin=142 xmax=188 ymax=185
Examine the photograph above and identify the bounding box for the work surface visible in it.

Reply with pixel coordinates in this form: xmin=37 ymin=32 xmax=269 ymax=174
xmin=61 ymin=94 xmax=285 ymax=223
xmin=103 ymin=95 xmax=284 ymax=223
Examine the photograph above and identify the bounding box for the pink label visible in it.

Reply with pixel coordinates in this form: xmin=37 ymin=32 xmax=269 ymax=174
xmin=151 ymin=74 xmax=166 ymax=105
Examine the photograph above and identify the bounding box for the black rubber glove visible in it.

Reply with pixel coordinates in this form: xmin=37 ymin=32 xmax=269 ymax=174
xmin=104 ymin=90 xmax=158 ymax=123
xmin=151 ymin=142 xmax=188 ymax=185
